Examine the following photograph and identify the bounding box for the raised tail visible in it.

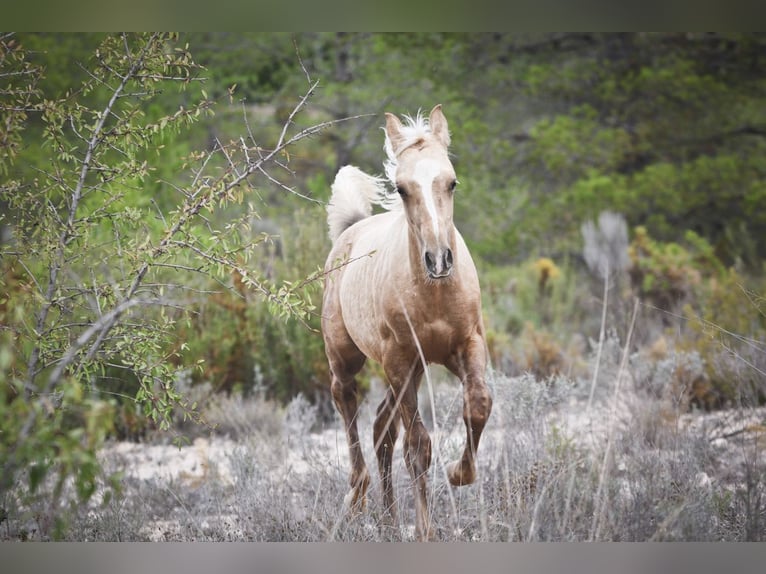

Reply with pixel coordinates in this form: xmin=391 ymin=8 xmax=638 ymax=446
xmin=326 ymin=165 xmax=387 ymax=243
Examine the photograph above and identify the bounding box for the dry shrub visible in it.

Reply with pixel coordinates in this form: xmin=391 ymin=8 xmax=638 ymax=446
xmin=628 ymin=227 xmax=766 ymax=410
xmin=519 ymin=322 xmax=566 ymax=380
xmin=680 ymin=271 xmax=766 ymax=408
xmin=485 ymin=328 xmax=519 ymax=375
xmin=632 ymin=338 xmax=716 ymax=418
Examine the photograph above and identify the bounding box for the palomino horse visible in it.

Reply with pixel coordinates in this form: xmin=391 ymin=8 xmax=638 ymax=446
xmin=321 ymin=105 xmax=492 ymax=540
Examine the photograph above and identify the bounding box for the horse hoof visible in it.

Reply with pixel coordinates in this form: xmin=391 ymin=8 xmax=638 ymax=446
xmin=344 ymin=469 xmax=370 ymax=512
xmin=344 ymin=474 xmax=369 ymax=512
xmin=447 ymin=460 xmax=476 ymax=486
xmin=344 ymin=489 xmax=367 ymax=512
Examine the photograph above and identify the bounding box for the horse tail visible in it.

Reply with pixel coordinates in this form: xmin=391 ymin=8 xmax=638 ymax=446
xmin=327 ymin=165 xmax=387 ymax=243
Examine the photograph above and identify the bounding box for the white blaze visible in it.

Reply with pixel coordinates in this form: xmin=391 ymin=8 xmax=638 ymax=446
xmin=413 ymin=159 xmax=442 ymax=238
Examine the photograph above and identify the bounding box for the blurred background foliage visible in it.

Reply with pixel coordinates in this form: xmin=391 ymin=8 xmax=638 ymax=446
xmin=3 ymin=32 xmax=765 ymax=439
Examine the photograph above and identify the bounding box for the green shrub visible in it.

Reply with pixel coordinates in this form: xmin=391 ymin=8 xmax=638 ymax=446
xmin=681 ymin=270 xmax=766 ymax=408
xmin=628 ymin=226 xmax=714 ymax=314
xmin=176 ymin=206 xmax=332 ymax=406
xmin=628 ymin=226 xmax=766 ymax=408
xmin=480 ymin=256 xmax=590 ymax=379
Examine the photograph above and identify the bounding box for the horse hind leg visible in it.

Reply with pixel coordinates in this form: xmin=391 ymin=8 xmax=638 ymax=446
xmin=328 ymin=351 xmax=369 ymax=512
xmin=373 ymin=388 xmax=400 ymax=529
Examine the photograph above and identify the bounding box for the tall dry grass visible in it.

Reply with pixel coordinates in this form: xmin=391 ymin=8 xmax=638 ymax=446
xmin=5 ymin=344 xmax=759 ymax=541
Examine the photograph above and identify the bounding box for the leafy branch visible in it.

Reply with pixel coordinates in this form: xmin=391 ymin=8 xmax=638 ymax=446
xmin=0 ymin=33 xmax=363 ymax=520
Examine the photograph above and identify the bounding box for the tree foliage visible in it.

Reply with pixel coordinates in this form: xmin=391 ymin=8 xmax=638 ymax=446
xmin=460 ymin=33 xmax=766 ymax=267
xmin=0 ymin=32 xmax=344 ymax=528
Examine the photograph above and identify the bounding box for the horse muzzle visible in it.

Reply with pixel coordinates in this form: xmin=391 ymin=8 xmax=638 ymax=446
xmin=424 ymin=247 xmax=453 ymax=279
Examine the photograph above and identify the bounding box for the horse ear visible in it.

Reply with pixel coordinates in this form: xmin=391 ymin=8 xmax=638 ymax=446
xmin=385 ymin=112 xmax=406 ymax=155
xmin=429 ymin=104 xmax=451 ymax=148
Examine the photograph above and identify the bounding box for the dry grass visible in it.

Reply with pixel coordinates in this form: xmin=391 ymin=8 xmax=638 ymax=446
xmin=4 ymin=343 xmax=764 ymax=542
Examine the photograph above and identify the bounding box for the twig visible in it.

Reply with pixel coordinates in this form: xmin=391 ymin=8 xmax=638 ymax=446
xmin=587 ymin=259 xmax=609 ymax=410
xmin=256 ymin=164 xmax=323 ymax=204
xmin=293 ymin=36 xmax=312 ymax=87
xmin=590 ymin=296 xmax=640 ymax=541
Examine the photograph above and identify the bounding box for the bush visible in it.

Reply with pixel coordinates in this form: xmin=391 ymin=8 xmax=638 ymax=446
xmin=0 ymin=33 xmax=338 ymax=537
xmin=481 ymin=256 xmax=592 ymax=380
xmin=627 ymin=226 xmax=766 ymax=409
xmin=176 ymin=206 xmax=333 ymax=408
xmin=680 ymin=270 xmax=766 ymax=408
xmin=628 ymin=226 xmax=723 ymax=316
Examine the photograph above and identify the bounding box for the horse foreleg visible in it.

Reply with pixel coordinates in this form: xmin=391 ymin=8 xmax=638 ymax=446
xmin=446 ymin=335 xmax=493 ymax=487
xmin=388 ymin=366 xmax=431 ymax=541
xmin=373 ymin=388 xmax=400 ymax=528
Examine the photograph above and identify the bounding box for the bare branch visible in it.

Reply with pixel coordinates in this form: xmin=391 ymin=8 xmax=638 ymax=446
xmin=256 ymin=164 xmax=322 ymax=204
xmin=293 ymin=36 xmax=312 ymax=87
xmin=275 ymin=79 xmax=320 ymax=151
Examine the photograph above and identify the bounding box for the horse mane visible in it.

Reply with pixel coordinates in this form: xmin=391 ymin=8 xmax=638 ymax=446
xmin=379 ymin=111 xmax=444 ymax=212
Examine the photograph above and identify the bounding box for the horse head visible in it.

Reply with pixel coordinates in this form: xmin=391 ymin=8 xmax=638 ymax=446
xmin=384 ymin=105 xmax=457 ymax=280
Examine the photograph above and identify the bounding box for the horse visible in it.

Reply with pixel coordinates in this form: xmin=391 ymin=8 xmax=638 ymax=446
xmin=321 ymin=105 xmax=492 ymax=540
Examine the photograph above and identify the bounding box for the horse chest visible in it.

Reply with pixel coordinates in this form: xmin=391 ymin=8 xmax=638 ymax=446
xmin=415 ymin=319 xmax=457 ymax=362
xmin=386 ymin=300 xmax=467 ymax=364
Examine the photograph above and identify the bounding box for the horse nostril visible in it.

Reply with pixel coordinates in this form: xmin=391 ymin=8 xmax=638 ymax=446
xmin=424 ymin=251 xmax=436 ymax=272
xmin=444 ymin=248 xmax=453 ymax=269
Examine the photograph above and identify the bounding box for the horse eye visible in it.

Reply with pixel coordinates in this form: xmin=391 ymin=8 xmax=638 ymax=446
xmin=449 ymin=179 xmax=458 ymax=192
xmin=397 ymin=185 xmax=407 ymax=198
